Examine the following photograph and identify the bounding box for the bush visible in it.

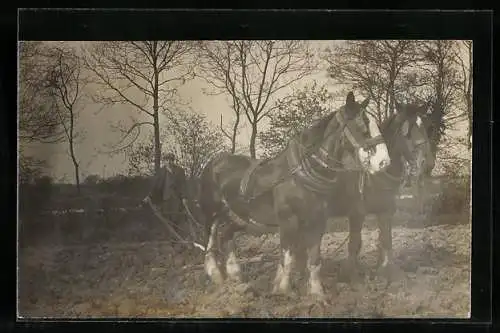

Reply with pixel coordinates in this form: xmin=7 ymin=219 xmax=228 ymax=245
xmin=19 ymin=175 xmax=55 ymax=219
xmin=432 ymin=175 xmax=471 ymax=215
xmin=97 ymin=174 xmax=151 ymax=198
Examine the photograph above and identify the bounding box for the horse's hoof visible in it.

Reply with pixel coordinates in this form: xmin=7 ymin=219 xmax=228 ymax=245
xmin=271 ymin=287 xmax=290 ymax=296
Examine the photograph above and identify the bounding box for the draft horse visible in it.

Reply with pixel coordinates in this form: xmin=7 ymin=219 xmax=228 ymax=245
xmin=331 ymin=102 xmax=435 ymax=283
xmin=197 ymin=92 xmax=391 ymax=299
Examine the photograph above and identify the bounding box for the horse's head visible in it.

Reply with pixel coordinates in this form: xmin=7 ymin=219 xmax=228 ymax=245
xmin=318 ymin=92 xmax=391 ymax=175
xmin=388 ymin=102 xmax=435 ymax=182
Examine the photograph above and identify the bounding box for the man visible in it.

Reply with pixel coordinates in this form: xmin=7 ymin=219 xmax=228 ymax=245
xmin=143 ymin=153 xmax=188 ymax=237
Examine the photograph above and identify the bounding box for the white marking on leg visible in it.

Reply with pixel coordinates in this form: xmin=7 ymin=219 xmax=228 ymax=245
xmin=225 ymin=250 xmax=241 ymax=281
xmin=273 ymin=249 xmax=294 ymax=293
xmin=205 ymin=253 xmax=224 ymax=284
xmin=206 ymin=223 xmax=217 ymax=251
xmin=307 ymin=263 xmax=324 ymax=296
xmin=204 ymin=222 xmax=223 ymax=284
xmin=272 ymin=263 xmax=285 ymax=293
xmin=380 ymin=249 xmax=389 ymax=268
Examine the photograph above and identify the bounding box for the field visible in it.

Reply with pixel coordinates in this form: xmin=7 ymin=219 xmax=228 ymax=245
xmin=18 ymin=178 xmax=471 ymax=318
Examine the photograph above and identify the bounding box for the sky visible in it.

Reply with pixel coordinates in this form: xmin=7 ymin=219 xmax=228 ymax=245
xmin=21 ymin=40 xmax=471 ymax=182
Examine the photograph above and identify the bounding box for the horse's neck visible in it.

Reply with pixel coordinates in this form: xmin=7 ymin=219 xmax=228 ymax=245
xmin=386 ymin=157 xmax=404 ymax=178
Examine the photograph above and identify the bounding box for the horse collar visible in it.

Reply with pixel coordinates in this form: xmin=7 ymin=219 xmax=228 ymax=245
xmin=239 ymin=159 xmax=265 ymax=200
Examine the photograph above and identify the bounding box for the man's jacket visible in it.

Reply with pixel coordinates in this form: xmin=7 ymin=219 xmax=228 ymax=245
xmin=152 ymin=164 xmax=187 ymax=203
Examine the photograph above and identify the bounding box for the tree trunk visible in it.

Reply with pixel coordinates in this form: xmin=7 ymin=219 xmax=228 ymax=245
xmin=388 ymin=80 xmax=395 ymax=118
xmin=388 ymin=57 xmax=397 ymax=118
xmin=73 ymin=161 xmax=80 ymax=194
xmin=153 ymin=111 xmax=161 ymax=176
xmin=249 ymin=121 xmax=258 ymax=159
xmin=384 ymin=89 xmax=390 ymax=120
xmin=70 ymin=147 xmax=80 ymax=194
xmin=230 ymin=113 xmax=240 ymax=154
xmin=466 ymin=43 xmax=473 ymax=151
xmin=152 ymin=46 xmax=162 ymax=176
xmin=68 ymin=108 xmax=80 ymax=194
xmin=426 ymin=44 xmax=446 ymax=165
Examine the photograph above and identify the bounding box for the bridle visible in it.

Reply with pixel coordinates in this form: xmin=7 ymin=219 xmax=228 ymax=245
xmin=382 ymin=111 xmax=431 ymax=187
xmin=284 ymin=106 xmax=387 ymax=195
xmin=305 ymin=107 xmax=385 ymax=174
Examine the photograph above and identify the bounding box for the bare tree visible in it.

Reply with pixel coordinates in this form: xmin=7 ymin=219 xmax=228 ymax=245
xmin=18 ymin=41 xmax=66 ymax=143
xmin=126 ymin=133 xmax=165 ymax=177
xmin=44 ymin=45 xmax=86 ymax=193
xmin=324 ymin=40 xmax=418 ymax=124
xmin=165 ymin=109 xmax=228 ymax=178
xmin=19 ymin=42 xmax=57 ymax=185
xmin=126 ymin=109 xmax=226 ymax=179
xmin=417 ymin=40 xmax=462 ymax=157
xmin=259 ymin=82 xmax=332 ymax=158
xmin=82 ymin=41 xmax=196 ymax=175
xmin=198 ymin=40 xmax=317 ymax=158
xmin=197 ymin=42 xmax=243 ymax=153
xmin=18 ymin=152 xmax=46 ymax=185
xmin=454 ymin=41 xmax=473 ymax=150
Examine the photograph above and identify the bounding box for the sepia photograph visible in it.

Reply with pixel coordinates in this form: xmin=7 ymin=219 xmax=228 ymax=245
xmin=18 ymin=39 xmax=473 ymax=319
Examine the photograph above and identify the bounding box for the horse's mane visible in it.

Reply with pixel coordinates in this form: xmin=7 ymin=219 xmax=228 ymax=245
xmin=380 ymin=112 xmax=399 ymax=135
xmin=295 ymin=110 xmax=338 ymax=146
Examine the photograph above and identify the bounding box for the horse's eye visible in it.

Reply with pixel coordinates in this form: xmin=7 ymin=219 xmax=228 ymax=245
xmin=363 ymin=147 xmax=375 ymax=154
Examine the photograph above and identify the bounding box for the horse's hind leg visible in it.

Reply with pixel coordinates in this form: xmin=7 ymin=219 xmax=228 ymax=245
xmin=221 ymin=223 xmax=244 ymax=282
xmin=204 ymin=219 xmax=224 ymax=285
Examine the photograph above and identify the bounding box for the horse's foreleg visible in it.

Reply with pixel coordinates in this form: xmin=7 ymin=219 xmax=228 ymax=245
xmin=204 ymin=219 xmax=224 ymax=285
xmin=272 ymin=209 xmax=298 ymax=295
xmin=344 ymin=210 xmax=364 ymax=284
xmin=306 ymin=237 xmax=325 ymax=299
xmin=375 ymin=212 xmax=404 ymax=282
xmin=376 ymin=212 xmax=393 ymax=269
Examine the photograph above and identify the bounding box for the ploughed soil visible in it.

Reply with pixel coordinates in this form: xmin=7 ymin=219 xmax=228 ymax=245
xmin=18 ymin=204 xmax=471 ymax=319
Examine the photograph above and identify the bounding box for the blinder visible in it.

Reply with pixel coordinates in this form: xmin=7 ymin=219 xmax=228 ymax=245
xmin=335 ymin=110 xmax=383 ymax=151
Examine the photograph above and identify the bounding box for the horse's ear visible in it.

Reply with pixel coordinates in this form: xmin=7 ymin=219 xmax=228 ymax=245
xmin=360 ymin=97 xmax=370 ymax=109
xmin=346 ymin=91 xmax=355 ymax=106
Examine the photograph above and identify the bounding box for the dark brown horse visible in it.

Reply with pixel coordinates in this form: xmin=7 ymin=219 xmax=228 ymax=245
xmin=197 ymin=92 xmax=391 ymax=300
xmin=331 ymin=102 xmax=435 ymax=283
